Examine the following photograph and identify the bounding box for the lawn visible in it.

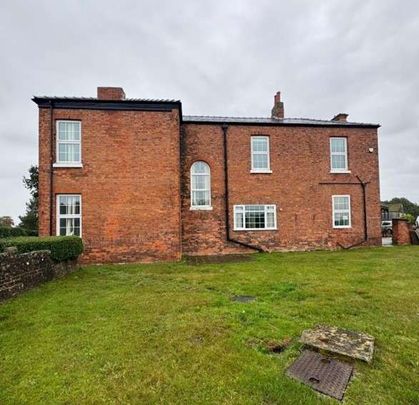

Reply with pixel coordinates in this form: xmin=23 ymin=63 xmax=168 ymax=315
xmin=0 ymin=246 xmax=418 ymax=404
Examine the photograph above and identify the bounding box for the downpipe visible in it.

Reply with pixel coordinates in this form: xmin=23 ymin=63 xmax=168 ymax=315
xmin=337 ymin=176 xmax=369 ymax=250
xmin=222 ymin=124 xmax=265 ymax=253
xmin=49 ymin=100 xmax=54 ymax=236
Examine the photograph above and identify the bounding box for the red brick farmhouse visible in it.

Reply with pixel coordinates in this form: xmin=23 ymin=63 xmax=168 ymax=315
xmin=33 ymin=87 xmax=381 ymax=263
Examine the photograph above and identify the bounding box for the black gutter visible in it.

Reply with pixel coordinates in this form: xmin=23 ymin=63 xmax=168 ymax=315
xmin=222 ymin=124 xmax=264 ymax=253
xmin=32 ymin=97 xmax=181 ymax=105
xmin=49 ymin=100 xmax=54 ymax=236
xmin=319 ymin=177 xmax=370 ymax=249
xmin=34 ymin=102 xmax=178 ymax=112
xmin=32 ymin=97 xmax=181 ymax=113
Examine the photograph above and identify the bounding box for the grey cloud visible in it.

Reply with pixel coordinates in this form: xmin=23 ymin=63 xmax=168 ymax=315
xmin=1 ymin=0 xmax=418 ymax=222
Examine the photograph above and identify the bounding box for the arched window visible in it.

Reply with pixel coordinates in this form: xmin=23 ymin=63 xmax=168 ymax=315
xmin=190 ymin=161 xmax=211 ymax=209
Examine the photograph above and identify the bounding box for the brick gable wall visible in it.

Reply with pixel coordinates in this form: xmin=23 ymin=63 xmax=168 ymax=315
xmin=38 ymin=107 xmax=182 ymax=263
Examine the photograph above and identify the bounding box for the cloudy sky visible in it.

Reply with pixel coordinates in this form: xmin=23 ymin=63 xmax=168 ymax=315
xmin=1 ymin=0 xmax=418 ymax=223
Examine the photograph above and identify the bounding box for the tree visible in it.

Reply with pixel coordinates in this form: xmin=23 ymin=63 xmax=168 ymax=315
xmin=18 ymin=165 xmax=39 ymax=233
xmin=0 ymin=216 xmax=14 ymax=227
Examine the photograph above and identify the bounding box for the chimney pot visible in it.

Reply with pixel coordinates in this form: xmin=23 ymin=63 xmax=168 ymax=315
xmin=332 ymin=113 xmax=348 ymax=122
xmin=97 ymin=87 xmax=126 ymax=100
xmin=271 ymin=90 xmax=284 ymax=119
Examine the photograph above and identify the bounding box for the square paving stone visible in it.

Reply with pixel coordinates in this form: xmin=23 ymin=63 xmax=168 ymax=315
xmin=300 ymin=325 xmax=374 ymax=363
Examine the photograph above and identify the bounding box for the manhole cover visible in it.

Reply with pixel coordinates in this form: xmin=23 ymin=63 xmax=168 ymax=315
xmin=232 ymin=295 xmax=256 ymax=303
xmin=287 ymin=350 xmax=353 ymax=401
xmin=300 ymin=325 xmax=374 ymax=363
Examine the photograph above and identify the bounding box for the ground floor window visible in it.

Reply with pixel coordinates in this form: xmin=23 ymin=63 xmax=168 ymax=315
xmin=57 ymin=195 xmax=82 ymax=236
xmin=332 ymin=195 xmax=351 ymax=228
xmin=234 ymin=205 xmax=277 ymax=230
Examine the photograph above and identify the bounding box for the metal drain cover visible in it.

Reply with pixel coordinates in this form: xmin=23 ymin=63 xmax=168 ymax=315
xmin=232 ymin=295 xmax=256 ymax=302
xmin=287 ymin=350 xmax=354 ymax=400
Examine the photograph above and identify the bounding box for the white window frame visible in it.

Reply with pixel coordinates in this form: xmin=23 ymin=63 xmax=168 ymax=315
xmin=330 ymin=137 xmax=350 ymax=173
xmin=332 ymin=195 xmax=351 ymax=229
xmin=190 ymin=161 xmax=212 ymax=210
xmin=251 ymin=136 xmax=272 ymax=173
xmin=56 ymin=194 xmax=82 ymax=236
xmin=54 ymin=120 xmax=83 ymax=168
xmin=233 ymin=204 xmax=277 ymax=231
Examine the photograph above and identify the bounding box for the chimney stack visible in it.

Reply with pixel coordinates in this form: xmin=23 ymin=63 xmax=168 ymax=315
xmin=271 ymin=91 xmax=284 ymax=119
xmin=97 ymin=87 xmax=126 ymax=100
xmin=331 ymin=113 xmax=348 ymax=122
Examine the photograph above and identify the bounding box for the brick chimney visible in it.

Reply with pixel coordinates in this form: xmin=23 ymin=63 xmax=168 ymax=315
xmin=331 ymin=113 xmax=348 ymax=122
xmin=271 ymin=91 xmax=284 ymax=119
xmin=97 ymin=87 xmax=126 ymax=100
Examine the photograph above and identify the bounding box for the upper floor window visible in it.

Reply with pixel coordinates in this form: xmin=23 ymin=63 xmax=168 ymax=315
xmin=234 ymin=204 xmax=277 ymax=230
xmin=332 ymin=195 xmax=351 ymax=228
xmin=57 ymin=195 xmax=82 ymax=236
xmin=330 ymin=137 xmax=348 ymax=172
xmin=251 ymin=136 xmax=271 ymax=173
xmin=56 ymin=121 xmax=81 ymax=166
xmin=190 ymin=161 xmax=211 ymax=209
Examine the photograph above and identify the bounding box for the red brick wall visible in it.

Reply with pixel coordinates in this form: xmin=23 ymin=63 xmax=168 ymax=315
xmin=392 ymin=219 xmax=411 ymax=245
xmin=180 ymin=125 xmax=248 ymax=255
xmin=181 ymin=124 xmax=381 ymax=255
xmin=38 ymin=104 xmax=381 ymax=263
xmin=38 ymin=107 xmax=181 ymax=263
xmin=97 ymin=87 xmax=125 ymax=100
xmin=38 ymin=108 xmax=53 ymax=239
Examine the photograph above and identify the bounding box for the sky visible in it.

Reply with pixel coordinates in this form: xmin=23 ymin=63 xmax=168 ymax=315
xmin=0 ymin=0 xmax=418 ymax=223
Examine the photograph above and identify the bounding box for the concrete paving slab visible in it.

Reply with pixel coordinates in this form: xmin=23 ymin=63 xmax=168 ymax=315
xmin=300 ymin=325 xmax=374 ymax=363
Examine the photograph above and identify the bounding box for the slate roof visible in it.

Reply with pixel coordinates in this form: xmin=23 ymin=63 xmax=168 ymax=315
xmin=32 ymin=96 xmax=379 ymax=128
xmin=182 ymin=115 xmax=379 ymax=128
xmin=381 ymin=202 xmax=404 ymax=212
xmin=32 ymin=96 xmax=181 ymax=112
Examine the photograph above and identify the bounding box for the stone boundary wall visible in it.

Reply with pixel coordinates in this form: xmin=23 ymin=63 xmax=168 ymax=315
xmin=0 ymin=249 xmax=79 ymax=301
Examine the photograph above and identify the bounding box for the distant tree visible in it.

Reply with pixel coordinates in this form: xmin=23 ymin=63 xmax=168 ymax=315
xmin=382 ymin=197 xmax=419 ymax=220
xmin=0 ymin=216 xmax=14 ymax=228
xmin=402 ymin=213 xmax=415 ymax=224
xmin=18 ymin=165 xmax=39 ymax=233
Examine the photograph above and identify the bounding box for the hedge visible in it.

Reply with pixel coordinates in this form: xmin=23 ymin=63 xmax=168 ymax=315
xmin=0 ymin=227 xmax=28 ymax=238
xmin=0 ymin=236 xmax=83 ymax=262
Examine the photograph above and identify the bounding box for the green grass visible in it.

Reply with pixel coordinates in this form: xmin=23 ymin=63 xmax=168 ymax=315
xmin=1 ymin=247 xmax=418 ymax=404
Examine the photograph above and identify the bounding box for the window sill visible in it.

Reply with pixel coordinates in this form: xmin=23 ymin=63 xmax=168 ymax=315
xmin=333 ymin=226 xmax=352 ymax=229
xmin=234 ymin=228 xmax=277 ymax=231
xmin=250 ymin=169 xmax=272 ymax=174
xmin=330 ymin=170 xmax=351 ymax=174
xmin=190 ymin=206 xmax=213 ymax=211
xmin=53 ymin=163 xmax=83 ymax=168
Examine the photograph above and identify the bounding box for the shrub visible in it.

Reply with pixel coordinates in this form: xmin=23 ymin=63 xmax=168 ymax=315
xmin=0 ymin=227 xmax=28 ymax=238
xmin=402 ymin=213 xmax=415 ymax=224
xmin=0 ymin=236 xmax=83 ymax=261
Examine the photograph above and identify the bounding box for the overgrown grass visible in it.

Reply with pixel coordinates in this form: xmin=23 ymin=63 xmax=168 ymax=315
xmin=0 ymin=246 xmax=418 ymax=404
